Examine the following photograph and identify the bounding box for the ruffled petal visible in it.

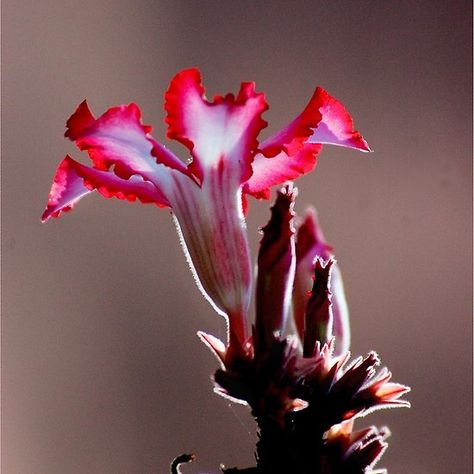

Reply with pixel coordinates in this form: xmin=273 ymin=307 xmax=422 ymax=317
xmin=164 ymin=68 xmax=268 ymax=184
xmin=258 ymin=91 xmax=323 ymax=159
xmin=245 ymin=87 xmax=370 ymax=199
xmin=244 ymin=144 xmax=321 ymax=199
xmin=260 ymin=86 xmax=370 ymax=157
xmin=69 ymin=157 xmax=170 ymax=205
xmin=66 ymin=100 xmax=188 ymax=187
xmin=41 ymin=155 xmax=169 ymax=221
xmin=41 ymin=156 xmax=93 ymax=221
xmin=161 ymin=69 xmax=269 ymax=350
xmin=306 ymin=87 xmax=371 ymax=151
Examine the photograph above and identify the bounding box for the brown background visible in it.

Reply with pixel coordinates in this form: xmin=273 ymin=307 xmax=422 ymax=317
xmin=2 ymin=1 xmax=472 ymax=473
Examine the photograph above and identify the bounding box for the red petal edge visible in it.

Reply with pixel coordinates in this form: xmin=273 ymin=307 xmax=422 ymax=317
xmin=41 ymin=156 xmax=92 ymax=222
xmin=307 ymin=87 xmax=371 ymax=151
xmin=260 ymin=86 xmax=371 ymax=156
xmin=244 ymin=144 xmax=321 ymax=199
xmin=164 ymin=68 xmax=268 ymax=183
xmin=66 ymin=100 xmax=188 ymax=179
xmin=41 ymin=155 xmax=169 ymax=222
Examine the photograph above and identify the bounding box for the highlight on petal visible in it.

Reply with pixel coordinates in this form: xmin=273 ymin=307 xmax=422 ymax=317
xmin=41 ymin=156 xmax=93 ymax=222
xmin=162 ymin=70 xmax=270 ymax=351
xmin=244 ymin=144 xmax=321 ymax=200
xmin=165 ymin=68 xmax=268 ymax=184
xmin=69 ymin=157 xmax=170 ymax=205
xmin=245 ymin=86 xmax=370 ymax=200
xmin=258 ymin=88 xmax=324 ymax=159
xmin=41 ymin=155 xmax=170 ymax=222
xmin=258 ymin=85 xmax=370 ymax=154
xmin=306 ymin=87 xmax=371 ymax=152
xmin=66 ymin=100 xmax=188 ymax=185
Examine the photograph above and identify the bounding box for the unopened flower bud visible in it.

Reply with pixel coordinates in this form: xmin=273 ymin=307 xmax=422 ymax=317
xmin=303 ymin=258 xmax=334 ymax=357
xmin=255 ymin=184 xmax=297 ymax=352
xmin=293 ymin=208 xmax=350 ymax=355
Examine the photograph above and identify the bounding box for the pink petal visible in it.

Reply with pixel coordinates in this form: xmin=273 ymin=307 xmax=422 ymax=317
xmin=162 ymin=69 xmax=268 ymax=351
xmin=164 ymin=68 xmax=268 ymax=184
xmin=244 ymin=144 xmax=321 ymax=199
xmin=41 ymin=155 xmax=169 ymax=222
xmin=244 ymin=87 xmax=370 ymax=199
xmin=41 ymin=156 xmax=93 ymax=221
xmin=69 ymin=157 xmax=170 ymax=205
xmin=260 ymin=86 xmax=370 ymax=156
xmin=66 ymin=100 xmax=188 ymax=187
xmin=306 ymin=87 xmax=371 ymax=151
xmin=258 ymin=88 xmax=325 ymax=159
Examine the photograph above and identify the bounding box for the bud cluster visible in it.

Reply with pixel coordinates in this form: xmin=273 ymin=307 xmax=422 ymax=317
xmin=201 ymin=186 xmax=409 ymax=473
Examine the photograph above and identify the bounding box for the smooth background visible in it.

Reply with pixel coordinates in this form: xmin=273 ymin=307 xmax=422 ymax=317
xmin=2 ymin=1 xmax=472 ymax=473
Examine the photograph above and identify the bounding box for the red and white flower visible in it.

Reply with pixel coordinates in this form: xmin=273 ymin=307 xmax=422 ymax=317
xmin=42 ymin=68 xmax=369 ymax=352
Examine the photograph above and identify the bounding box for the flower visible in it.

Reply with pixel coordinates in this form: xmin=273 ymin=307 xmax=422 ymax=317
xmin=42 ymin=69 xmax=410 ymax=473
xmin=42 ymin=68 xmax=370 ymax=352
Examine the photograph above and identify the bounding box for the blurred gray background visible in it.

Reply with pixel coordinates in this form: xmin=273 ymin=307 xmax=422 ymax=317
xmin=2 ymin=1 xmax=472 ymax=472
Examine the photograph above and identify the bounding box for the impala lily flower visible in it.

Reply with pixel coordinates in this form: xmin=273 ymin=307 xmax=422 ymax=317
xmin=42 ymin=68 xmax=369 ymax=351
xmin=42 ymin=69 xmax=410 ymax=473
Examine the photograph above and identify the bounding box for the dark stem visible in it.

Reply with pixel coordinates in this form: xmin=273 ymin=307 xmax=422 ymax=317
xmin=170 ymin=453 xmax=195 ymax=474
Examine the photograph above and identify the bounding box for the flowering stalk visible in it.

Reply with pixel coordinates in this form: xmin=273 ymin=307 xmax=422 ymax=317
xmin=215 ymin=188 xmax=409 ymax=473
xmin=42 ymin=69 xmax=408 ymax=473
